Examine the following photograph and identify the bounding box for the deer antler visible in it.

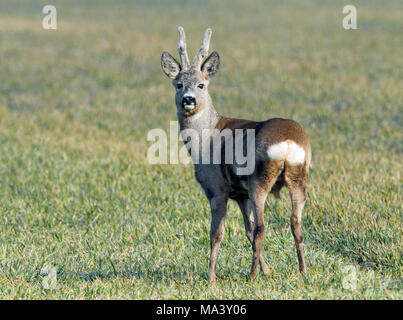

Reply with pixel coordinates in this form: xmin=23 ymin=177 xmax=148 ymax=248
xmin=192 ymin=28 xmax=212 ymax=69
xmin=178 ymin=26 xmax=190 ymax=70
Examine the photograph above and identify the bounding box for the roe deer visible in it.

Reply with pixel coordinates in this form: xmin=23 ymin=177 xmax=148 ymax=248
xmin=161 ymin=27 xmax=311 ymax=282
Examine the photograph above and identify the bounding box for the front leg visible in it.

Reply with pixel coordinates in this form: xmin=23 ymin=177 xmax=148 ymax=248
xmin=207 ymin=196 xmax=228 ymax=282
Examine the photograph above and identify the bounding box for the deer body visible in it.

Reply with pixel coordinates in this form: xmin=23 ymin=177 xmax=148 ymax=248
xmin=161 ymin=27 xmax=311 ymax=281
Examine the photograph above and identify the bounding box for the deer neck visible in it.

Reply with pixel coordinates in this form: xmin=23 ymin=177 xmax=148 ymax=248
xmin=176 ymin=97 xmax=222 ymax=166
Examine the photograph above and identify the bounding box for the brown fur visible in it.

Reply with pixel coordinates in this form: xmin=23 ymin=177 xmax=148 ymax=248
xmin=161 ymin=27 xmax=311 ymax=282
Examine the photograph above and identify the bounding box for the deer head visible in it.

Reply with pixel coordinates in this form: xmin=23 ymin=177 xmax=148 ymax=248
xmin=161 ymin=27 xmax=220 ymax=117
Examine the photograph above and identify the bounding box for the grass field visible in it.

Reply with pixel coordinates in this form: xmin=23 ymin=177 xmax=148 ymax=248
xmin=0 ymin=0 xmax=401 ymax=299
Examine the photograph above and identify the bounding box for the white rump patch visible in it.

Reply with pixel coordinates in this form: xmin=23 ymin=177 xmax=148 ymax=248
xmin=267 ymin=140 xmax=305 ymax=165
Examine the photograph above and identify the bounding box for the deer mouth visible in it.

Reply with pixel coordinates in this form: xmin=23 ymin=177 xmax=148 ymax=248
xmin=182 ymin=102 xmax=196 ymax=111
xmin=181 ymin=103 xmax=200 ymax=116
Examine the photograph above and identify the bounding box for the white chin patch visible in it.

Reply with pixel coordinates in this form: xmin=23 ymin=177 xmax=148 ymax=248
xmin=183 ymin=104 xmax=195 ymax=111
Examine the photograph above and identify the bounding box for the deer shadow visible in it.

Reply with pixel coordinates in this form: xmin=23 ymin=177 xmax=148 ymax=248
xmin=265 ymin=200 xmax=392 ymax=274
xmin=54 ymin=263 xmax=208 ymax=284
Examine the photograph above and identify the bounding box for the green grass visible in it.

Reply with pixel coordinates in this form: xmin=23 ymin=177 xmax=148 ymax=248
xmin=0 ymin=0 xmax=402 ymax=299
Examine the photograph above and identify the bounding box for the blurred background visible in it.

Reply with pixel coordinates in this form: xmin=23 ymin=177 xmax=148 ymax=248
xmin=0 ymin=0 xmax=401 ymax=299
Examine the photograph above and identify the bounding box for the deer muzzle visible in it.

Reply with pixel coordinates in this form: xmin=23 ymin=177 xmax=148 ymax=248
xmin=182 ymin=96 xmax=196 ymax=110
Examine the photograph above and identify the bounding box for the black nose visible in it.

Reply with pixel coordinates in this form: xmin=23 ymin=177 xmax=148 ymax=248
xmin=182 ymin=96 xmax=196 ymax=105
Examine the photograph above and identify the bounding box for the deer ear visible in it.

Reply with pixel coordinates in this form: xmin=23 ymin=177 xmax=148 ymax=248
xmin=161 ymin=51 xmax=181 ymax=79
xmin=201 ymin=51 xmax=220 ymax=77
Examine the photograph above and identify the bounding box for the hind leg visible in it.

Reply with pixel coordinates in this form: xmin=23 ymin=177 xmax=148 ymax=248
xmin=285 ymin=164 xmax=308 ymax=275
xmin=236 ymin=198 xmax=270 ymax=276
xmin=249 ymin=160 xmax=284 ymax=280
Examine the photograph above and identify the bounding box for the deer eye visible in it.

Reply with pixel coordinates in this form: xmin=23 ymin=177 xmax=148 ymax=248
xmin=176 ymin=83 xmax=183 ymax=89
xmin=198 ymin=84 xmax=204 ymax=89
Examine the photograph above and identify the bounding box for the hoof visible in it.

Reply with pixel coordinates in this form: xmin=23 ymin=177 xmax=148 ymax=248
xmin=249 ymin=272 xmax=257 ymax=281
xmin=260 ymin=264 xmax=270 ymax=276
xmin=208 ymin=274 xmax=217 ymax=283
